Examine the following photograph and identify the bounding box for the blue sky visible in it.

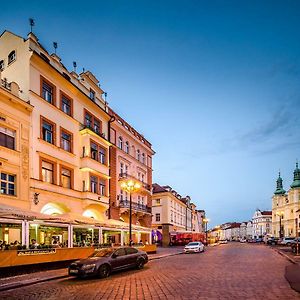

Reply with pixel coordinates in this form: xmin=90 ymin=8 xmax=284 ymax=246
xmin=1 ymin=0 xmax=300 ymax=227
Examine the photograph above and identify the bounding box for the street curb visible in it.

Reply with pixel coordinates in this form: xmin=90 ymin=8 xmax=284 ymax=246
xmin=0 ymin=251 xmax=184 ymax=292
xmin=0 ymin=274 xmax=68 ymax=292
xmin=272 ymin=247 xmax=297 ymax=264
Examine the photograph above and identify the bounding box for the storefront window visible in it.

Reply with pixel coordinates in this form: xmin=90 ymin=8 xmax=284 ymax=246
xmin=0 ymin=223 xmax=22 ymax=249
xmin=73 ymin=227 xmax=99 ymax=247
xmin=29 ymin=224 xmax=68 ymax=248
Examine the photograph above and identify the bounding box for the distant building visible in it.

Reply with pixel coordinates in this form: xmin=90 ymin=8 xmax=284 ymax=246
xmin=252 ymin=210 xmax=272 ymax=238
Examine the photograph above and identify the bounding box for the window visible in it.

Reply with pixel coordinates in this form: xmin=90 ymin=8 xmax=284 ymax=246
xmin=156 ymin=199 xmax=160 ymax=205
xmin=89 ymin=89 xmax=95 ymax=101
xmin=156 ymin=213 xmax=160 ymax=222
xmin=0 ymin=173 xmax=16 ymax=195
xmin=136 ymin=149 xmax=140 ymax=161
xmin=0 ymin=60 xmax=4 ymax=71
xmin=141 ymin=153 xmax=145 ymax=164
xmin=41 ymin=77 xmax=55 ymax=105
xmin=84 ymin=110 xmax=102 ymax=135
xmin=125 ymin=141 xmax=129 ymax=154
xmin=60 ymin=129 xmax=72 ymax=152
xmin=61 ymin=167 xmax=72 ymax=189
xmin=90 ymin=175 xmax=106 ymax=195
xmin=141 ymin=174 xmax=144 ymax=183
xmin=90 ymin=176 xmax=98 ymax=193
xmin=8 ymin=50 xmax=16 ymax=64
xmin=41 ymin=117 xmax=56 ymax=144
xmin=41 ymin=160 xmax=55 ymax=184
xmin=114 ymin=248 xmax=126 ymax=257
xmin=126 ymin=247 xmax=138 ymax=255
xmin=99 ymin=179 xmax=106 ymax=196
xmin=118 ymin=136 xmax=123 ymax=150
xmin=0 ymin=126 xmax=15 ymax=150
xmin=90 ymin=140 xmax=106 ymax=164
xmin=60 ymin=92 xmax=72 ymax=116
xmin=120 ymin=162 xmax=124 ymax=174
xmin=125 ymin=165 xmax=128 ymax=174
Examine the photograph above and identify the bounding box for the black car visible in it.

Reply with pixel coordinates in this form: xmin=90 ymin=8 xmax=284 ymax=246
xmin=266 ymin=237 xmax=279 ymax=245
xmin=68 ymin=247 xmax=148 ymax=278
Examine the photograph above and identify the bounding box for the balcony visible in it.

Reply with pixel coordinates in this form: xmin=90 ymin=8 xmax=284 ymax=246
xmin=119 ymin=173 xmax=151 ymax=193
xmin=118 ymin=199 xmax=151 ymax=214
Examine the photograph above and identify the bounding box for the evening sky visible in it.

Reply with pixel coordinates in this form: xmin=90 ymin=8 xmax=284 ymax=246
xmin=1 ymin=0 xmax=300 ymax=227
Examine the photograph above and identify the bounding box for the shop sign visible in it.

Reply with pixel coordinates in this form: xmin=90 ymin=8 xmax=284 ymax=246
xmin=17 ymin=249 xmax=57 ymax=256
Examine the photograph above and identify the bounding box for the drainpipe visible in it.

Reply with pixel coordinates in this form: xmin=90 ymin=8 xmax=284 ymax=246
xmin=108 ymin=115 xmax=116 ymax=219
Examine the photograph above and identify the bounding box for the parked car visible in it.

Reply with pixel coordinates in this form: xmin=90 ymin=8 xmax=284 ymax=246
xmin=68 ymin=247 xmax=148 ymax=278
xmin=219 ymin=240 xmax=228 ymax=244
xmin=239 ymin=238 xmax=247 ymax=243
xmin=255 ymin=238 xmax=263 ymax=243
xmin=184 ymin=241 xmax=205 ymax=253
xmin=279 ymin=237 xmax=295 ymax=246
xmin=266 ymin=237 xmax=279 ymax=245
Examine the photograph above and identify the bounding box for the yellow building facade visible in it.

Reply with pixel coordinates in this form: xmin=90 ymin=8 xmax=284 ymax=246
xmin=272 ymin=167 xmax=300 ymax=238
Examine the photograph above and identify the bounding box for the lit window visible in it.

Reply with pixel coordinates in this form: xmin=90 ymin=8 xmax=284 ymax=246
xmin=41 ymin=118 xmax=55 ymax=144
xmin=0 ymin=126 xmax=15 ymax=150
xmin=156 ymin=199 xmax=160 ymax=205
xmin=0 ymin=173 xmax=16 ymax=195
xmin=8 ymin=50 xmax=16 ymax=64
xmin=42 ymin=161 xmax=54 ymax=184
xmin=61 ymin=167 xmax=72 ymax=189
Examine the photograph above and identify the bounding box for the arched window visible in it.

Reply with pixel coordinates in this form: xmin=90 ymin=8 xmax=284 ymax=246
xmin=125 ymin=141 xmax=129 ymax=154
xmin=141 ymin=153 xmax=145 ymax=164
xmin=118 ymin=136 xmax=123 ymax=150
xmin=136 ymin=149 xmax=140 ymax=161
xmin=8 ymin=50 xmax=16 ymax=65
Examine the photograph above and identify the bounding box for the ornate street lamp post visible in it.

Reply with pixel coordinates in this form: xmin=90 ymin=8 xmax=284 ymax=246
xmin=203 ymin=218 xmax=210 ymax=245
xmin=120 ymin=179 xmax=141 ymax=246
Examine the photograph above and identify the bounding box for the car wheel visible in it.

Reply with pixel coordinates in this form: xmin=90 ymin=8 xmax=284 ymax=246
xmin=136 ymin=258 xmax=145 ymax=270
xmin=98 ymin=264 xmax=111 ymax=278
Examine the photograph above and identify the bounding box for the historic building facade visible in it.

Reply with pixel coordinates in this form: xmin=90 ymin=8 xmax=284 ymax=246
xmin=272 ymin=165 xmax=300 ymax=238
xmin=0 ymin=29 xmax=153 ymax=246
xmin=108 ymin=108 xmax=154 ymax=233
xmin=252 ymin=209 xmax=272 ymax=238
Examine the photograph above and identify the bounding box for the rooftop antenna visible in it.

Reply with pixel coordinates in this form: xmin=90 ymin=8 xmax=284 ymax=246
xmin=82 ymin=67 xmax=85 ymax=73
xmin=104 ymin=92 xmax=107 ymax=101
xmin=29 ymin=18 xmax=35 ymax=33
xmin=73 ymin=61 xmax=77 ymax=72
xmin=53 ymin=42 xmax=58 ymax=54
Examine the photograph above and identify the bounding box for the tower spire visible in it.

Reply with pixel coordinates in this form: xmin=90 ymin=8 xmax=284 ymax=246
xmin=291 ymin=161 xmax=300 ymax=189
xmin=274 ymin=170 xmax=286 ymax=195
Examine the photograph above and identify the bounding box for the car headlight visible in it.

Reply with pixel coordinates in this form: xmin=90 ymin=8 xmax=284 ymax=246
xmin=81 ymin=263 xmax=96 ymax=270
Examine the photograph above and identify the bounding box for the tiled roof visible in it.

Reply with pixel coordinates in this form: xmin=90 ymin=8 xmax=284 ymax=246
xmin=152 ymin=183 xmax=167 ymax=193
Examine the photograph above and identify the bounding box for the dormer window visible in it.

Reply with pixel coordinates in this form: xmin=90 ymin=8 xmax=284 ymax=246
xmin=0 ymin=60 xmax=4 ymax=71
xmin=8 ymin=51 xmax=16 ymax=65
xmin=89 ymin=89 xmax=95 ymax=101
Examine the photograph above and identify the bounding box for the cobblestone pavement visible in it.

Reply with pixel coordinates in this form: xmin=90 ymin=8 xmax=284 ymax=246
xmin=1 ymin=243 xmax=299 ymax=300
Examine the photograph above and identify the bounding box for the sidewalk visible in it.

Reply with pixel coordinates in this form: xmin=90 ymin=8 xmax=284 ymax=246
xmin=271 ymin=245 xmax=300 ymax=293
xmin=0 ymin=246 xmax=184 ymax=292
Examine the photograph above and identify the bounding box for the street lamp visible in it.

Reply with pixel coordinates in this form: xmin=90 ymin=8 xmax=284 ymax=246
xmin=203 ymin=218 xmax=210 ymax=245
xmin=120 ymin=179 xmax=141 ymax=246
xmin=276 ymin=212 xmax=284 ymax=238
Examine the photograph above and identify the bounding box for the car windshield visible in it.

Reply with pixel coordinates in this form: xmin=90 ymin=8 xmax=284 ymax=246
xmin=90 ymin=249 xmax=114 ymax=257
xmin=187 ymin=242 xmax=199 ymax=246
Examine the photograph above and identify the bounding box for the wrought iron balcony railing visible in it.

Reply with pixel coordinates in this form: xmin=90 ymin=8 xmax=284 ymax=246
xmin=118 ymin=199 xmax=151 ymax=214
